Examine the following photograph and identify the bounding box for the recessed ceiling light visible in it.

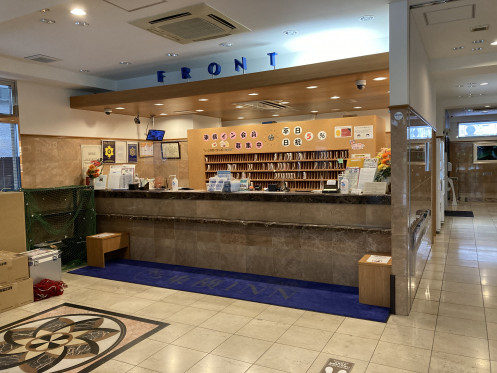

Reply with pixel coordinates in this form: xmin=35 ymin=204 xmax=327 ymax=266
xmin=353 ymin=106 xmax=362 ymax=109
xmin=237 ymin=117 xmax=244 ymax=119
xmin=115 ymin=107 xmax=125 ymax=110
xmin=79 ymin=69 xmax=90 ymax=73
xmin=196 ymin=109 xmax=204 ymax=112
xmin=235 ymin=105 xmax=244 ymax=109
xmin=283 ymin=30 xmax=298 ymax=36
xmin=310 ymin=110 xmax=319 ymax=113
xmin=281 ymin=101 xmax=290 ymax=104
xmin=160 ymin=113 xmax=168 ymax=116
xmin=330 ymin=96 xmax=340 ymax=99
xmin=119 ymin=61 xmax=131 ymax=65
xmin=485 ymin=105 xmax=491 ymax=108
xmin=306 ymin=85 xmax=318 ymax=89
xmin=40 ymin=18 xmax=55 ymax=24
xmin=373 ymin=77 xmax=387 ymax=81
xmin=248 ymin=93 xmax=259 ymax=96
xmin=219 ymin=42 xmax=232 ymax=47
xmin=479 ymin=93 xmax=485 ymax=96
xmin=472 ymin=47 xmax=483 ymax=51
xmin=167 ymin=53 xmax=178 ymax=57
xmin=491 ymin=41 xmax=497 ymax=46
xmin=154 ymin=103 xmax=164 ymax=106
xmin=70 ymin=8 xmax=86 ymax=16
xmin=480 ymin=82 xmax=489 ymax=86
xmin=472 ymin=39 xmax=485 ymax=44
xmin=360 ymin=15 xmax=375 ymax=21
xmin=272 ymin=114 xmax=279 ymax=117
xmin=40 ymin=8 xmax=50 ymax=13
xmin=198 ymin=98 xmax=209 ymax=101
xmin=452 ymin=46 xmax=464 ymax=50
xmin=74 ymin=21 xmax=89 ymax=26
xmin=456 ymin=84 xmax=464 ymax=87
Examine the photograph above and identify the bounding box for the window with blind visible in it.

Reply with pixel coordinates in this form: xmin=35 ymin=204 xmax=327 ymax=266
xmin=0 ymin=79 xmax=21 ymax=191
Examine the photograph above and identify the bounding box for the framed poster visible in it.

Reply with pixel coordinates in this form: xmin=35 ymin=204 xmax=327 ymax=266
xmin=161 ymin=142 xmax=181 ymax=159
xmin=139 ymin=141 xmax=154 ymax=157
xmin=102 ymin=140 xmax=116 ymax=164
xmin=127 ymin=142 xmax=138 ymax=163
xmin=115 ymin=140 xmax=127 ymax=163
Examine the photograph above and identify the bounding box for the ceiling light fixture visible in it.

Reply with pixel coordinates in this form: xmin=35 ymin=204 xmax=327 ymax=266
xmin=40 ymin=18 xmax=56 ymax=24
xmin=480 ymin=82 xmax=489 ymax=86
xmin=154 ymin=103 xmax=164 ymax=106
xmin=272 ymin=114 xmax=279 ymax=117
xmin=360 ymin=15 xmax=375 ymax=21
xmin=40 ymin=8 xmax=50 ymax=13
xmin=485 ymin=105 xmax=491 ymax=108
xmin=283 ymin=30 xmax=298 ymax=36
xmin=310 ymin=110 xmax=319 ymax=113
xmin=281 ymin=101 xmax=290 ymax=104
xmin=248 ymin=93 xmax=259 ymax=96
xmin=74 ymin=21 xmax=89 ymax=26
xmin=452 ymin=46 xmax=464 ymax=50
xmin=119 ymin=61 xmax=131 ymax=65
xmin=235 ymin=105 xmax=244 ymax=109
xmin=472 ymin=39 xmax=485 ymax=44
xmin=491 ymin=41 xmax=497 ymax=46
xmin=456 ymin=84 xmax=464 ymax=87
xmin=472 ymin=47 xmax=483 ymax=51
xmin=238 ymin=117 xmax=244 ymax=119
xmin=330 ymin=96 xmax=340 ymax=99
xmin=373 ymin=77 xmax=387 ymax=81
xmin=219 ymin=42 xmax=232 ymax=47
xmin=167 ymin=53 xmax=178 ymax=57
xmin=79 ymin=69 xmax=90 ymax=73
xmin=160 ymin=113 xmax=168 ymax=116
xmin=306 ymin=85 xmax=318 ymax=89
xmin=196 ymin=109 xmax=204 ymax=112
xmin=198 ymin=98 xmax=209 ymax=102
xmin=70 ymin=8 xmax=86 ymax=16
xmin=353 ymin=106 xmax=362 ymax=109
xmin=115 ymin=107 xmax=125 ymax=110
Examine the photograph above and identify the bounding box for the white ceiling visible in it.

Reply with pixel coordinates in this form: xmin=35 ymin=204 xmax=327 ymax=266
xmin=0 ymin=0 xmax=390 ymax=81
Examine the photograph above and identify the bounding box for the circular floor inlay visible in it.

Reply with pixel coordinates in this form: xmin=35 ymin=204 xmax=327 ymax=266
xmin=0 ymin=313 xmax=126 ymax=372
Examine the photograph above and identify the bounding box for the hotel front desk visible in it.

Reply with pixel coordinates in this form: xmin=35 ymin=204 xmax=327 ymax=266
xmin=95 ymin=190 xmax=391 ymax=287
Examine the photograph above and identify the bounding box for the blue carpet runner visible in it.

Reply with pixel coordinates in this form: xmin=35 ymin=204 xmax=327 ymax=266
xmin=71 ymin=259 xmax=390 ymax=322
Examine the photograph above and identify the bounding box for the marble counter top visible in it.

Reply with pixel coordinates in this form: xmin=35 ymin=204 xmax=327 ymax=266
xmin=95 ymin=189 xmax=390 ymax=205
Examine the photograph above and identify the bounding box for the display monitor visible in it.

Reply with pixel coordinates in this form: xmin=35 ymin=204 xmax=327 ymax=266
xmin=146 ymin=129 xmax=165 ymax=141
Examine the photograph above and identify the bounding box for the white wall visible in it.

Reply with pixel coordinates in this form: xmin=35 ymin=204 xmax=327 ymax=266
xmin=17 ymin=81 xmax=220 ymax=139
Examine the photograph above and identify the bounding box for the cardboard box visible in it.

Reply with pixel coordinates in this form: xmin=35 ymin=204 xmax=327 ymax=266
xmin=0 ymin=192 xmax=26 ymax=253
xmin=0 ymin=251 xmax=29 ymax=285
xmin=0 ymin=278 xmax=34 ymax=313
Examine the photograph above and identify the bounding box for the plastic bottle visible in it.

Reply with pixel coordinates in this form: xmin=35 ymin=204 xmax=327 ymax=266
xmin=171 ymin=175 xmax=178 ymax=191
xmin=340 ymin=177 xmax=349 ymax=194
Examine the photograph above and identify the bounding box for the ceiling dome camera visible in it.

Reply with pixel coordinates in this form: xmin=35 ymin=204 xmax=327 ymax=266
xmin=104 ymin=108 xmax=112 ymax=115
xmin=355 ymin=79 xmax=367 ymax=90
xmin=134 ymin=114 xmax=140 ymax=124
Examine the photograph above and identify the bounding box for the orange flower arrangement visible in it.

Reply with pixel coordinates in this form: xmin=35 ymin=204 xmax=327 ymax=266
xmin=374 ymin=148 xmax=391 ymax=181
xmin=86 ymin=159 xmax=103 ymax=179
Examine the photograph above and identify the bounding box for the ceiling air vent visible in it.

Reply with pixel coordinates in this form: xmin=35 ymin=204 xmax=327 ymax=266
xmin=471 ymin=24 xmax=489 ymax=32
xmin=24 ymin=54 xmax=61 ymax=63
xmin=233 ymin=100 xmax=293 ymax=111
xmin=129 ymin=3 xmax=250 ymax=44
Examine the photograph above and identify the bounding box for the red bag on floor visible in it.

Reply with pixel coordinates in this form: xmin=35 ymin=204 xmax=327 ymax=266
xmin=33 ymin=279 xmax=67 ymax=301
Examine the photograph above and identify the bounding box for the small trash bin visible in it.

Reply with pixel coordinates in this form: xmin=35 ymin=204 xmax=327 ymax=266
xmin=358 ymin=254 xmax=392 ymax=307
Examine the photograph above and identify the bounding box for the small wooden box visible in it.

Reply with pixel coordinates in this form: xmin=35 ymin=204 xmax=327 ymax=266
xmin=358 ymin=254 xmax=392 ymax=308
xmin=86 ymin=232 xmax=130 ymax=268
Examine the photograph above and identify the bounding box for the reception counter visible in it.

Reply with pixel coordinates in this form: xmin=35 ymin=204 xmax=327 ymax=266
xmin=95 ymin=190 xmax=391 ymax=286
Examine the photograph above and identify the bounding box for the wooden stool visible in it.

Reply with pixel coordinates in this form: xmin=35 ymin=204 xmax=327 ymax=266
xmin=358 ymin=254 xmax=392 ymax=307
xmin=86 ymin=232 xmax=130 ymax=268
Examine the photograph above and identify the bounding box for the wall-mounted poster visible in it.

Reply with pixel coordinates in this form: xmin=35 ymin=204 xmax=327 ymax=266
xmin=139 ymin=141 xmax=154 ymax=157
xmin=115 ymin=140 xmax=127 ymax=163
xmin=102 ymin=140 xmax=116 ymax=164
xmin=354 ymin=125 xmax=374 ymax=140
xmin=127 ymin=142 xmax=138 ymax=163
xmin=161 ymin=142 xmax=181 ymax=160
xmin=334 ymin=126 xmax=352 ymax=138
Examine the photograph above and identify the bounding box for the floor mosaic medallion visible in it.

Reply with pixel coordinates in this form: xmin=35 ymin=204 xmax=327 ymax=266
xmin=0 ymin=303 xmax=168 ymax=372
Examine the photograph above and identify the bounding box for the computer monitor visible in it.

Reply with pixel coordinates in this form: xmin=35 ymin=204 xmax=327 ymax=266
xmin=146 ymin=129 xmax=165 ymax=141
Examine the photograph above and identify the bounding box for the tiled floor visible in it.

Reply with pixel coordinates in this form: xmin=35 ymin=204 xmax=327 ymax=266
xmin=2 ymin=201 xmax=497 ymax=372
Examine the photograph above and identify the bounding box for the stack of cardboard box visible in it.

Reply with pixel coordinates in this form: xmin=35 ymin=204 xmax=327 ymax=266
xmin=0 ymin=251 xmax=33 ymax=312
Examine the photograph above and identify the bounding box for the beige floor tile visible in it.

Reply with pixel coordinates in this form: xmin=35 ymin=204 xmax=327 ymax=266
xmin=114 ymin=339 xmax=168 ymax=365
xmin=336 ymin=317 xmax=385 ymax=339
xmin=493 ymin=361 xmax=497 ymax=373
xmin=139 ymin=345 xmax=206 ymax=373
xmin=87 ymin=279 xmax=145 ymax=296
xmin=436 ymin=315 xmax=487 ymax=338
xmin=485 ymin=296 xmax=497 ymax=309
xmin=255 ymin=343 xmax=319 ymax=373
xmin=134 ymin=301 xmax=185 ymax=320
xmin=488 ymin=322 xmax=497 ymax=341
xmin=443 ymin=272 xmax=481 ymax=284
xmin=108 ymin=297 xmax=156 ymax=313
xmin=487 ymin=308 xmax=497 ymax=324
xmin=438 ymin=302 xmax=485 ymax=321
xmin=424 ymin=264 xmax=445 ymax=272
xmin=387 ymin=312 xmax=437 ymax=331
xmin=246 ymin=365 xmax=288 ymax=373
xmin=445 ymin=259 xmax=478 ymax=268
xmin=91 ymin=359 xmax=135 ymax=373
xmin=415 ymin=288 xmax=441 ymax=301
xmin=168 ymin=306 xmax=218 ymax=326
xmin=173 ymin=327 xmax=231 ymax=353
xmin=293 ymin=311 xmax=344 ymax=332
xmin=200 ymin=312 xmax=252 ymax=333
xmin=443 ymin=265 xmax=479 ymax=276
xmin=411 ymin=299 xmax=440 ymax=315
xmin=78 ymin=290 xmax=125 ymax=308
xmin=442 ymin=281 xmax=482 ymax=294
xmin=366 ymin=363 xmax=416 ymax=373
xmin=148 ymin=321 xmax=195 ymax=343
xmin=277 ymin=325 xmax=333 ymax=351
xmin=417 ymin=279 xmax=443 ymax=291
xmin=256 ymin=305 xmax=305 ymax=324
xmin=236 ymin=318 xmax=291 ymax=342
xmin=222 ymin=300 xmax=269 ymax=318
xmin=162 ymin=291 xmax=207 ymax=306
xmin=380 ymin=324 xmax=434 ymax=349
xmin=422 ymin=271 xmax=444 ymax=281
xmin=440 ymin=290 xmax=483 ymax=307
xmin=429 ymin=351 xmax=490 ymax=373
xmin=135 ymin=286 xmax=178 ymax=300
xmin=482 ymin=277 xmax=497 ymax=287
xmin=490 ymin=340 xmax=497 ymax=361
xmin=212 ymin=335 xmax=272 ymax=364
xmin=322 ymin=333 xmax=378 ymax=361
xmin=187 ymin=354 xmax=251 ymax=373
xmin=433 ymin=331 xmax=489 ymax=360
xmin=371 ymin=341 xmax=431 ymax=373
xmin=128 ymin=367 xmax=162 ymax=373
xmin=307 ymin=353 xmax=369 ymax=373
xmin=190 ymin=295 xmax=236 ymax=311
